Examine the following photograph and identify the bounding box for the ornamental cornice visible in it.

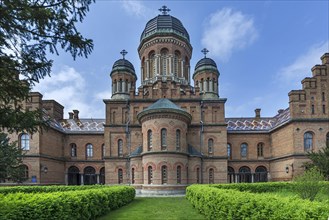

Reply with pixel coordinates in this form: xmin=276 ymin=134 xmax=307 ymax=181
xmin=139 ymin=112 xmax=191 ymax=124
xmin=138 ymin=37 xmax=192 ymax=57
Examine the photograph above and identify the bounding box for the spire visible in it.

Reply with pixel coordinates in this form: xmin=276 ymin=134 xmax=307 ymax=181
xmin=120 ymin=49 xmax=128 ymax=59
xmin=201 ymin=48 xmax=209 ymax=58
xmin=159 ymin=5 xmax=171 ymax=15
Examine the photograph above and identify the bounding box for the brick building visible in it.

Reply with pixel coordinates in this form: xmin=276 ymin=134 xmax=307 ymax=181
xmin=4 ymin=7 xmax=329 ymax=194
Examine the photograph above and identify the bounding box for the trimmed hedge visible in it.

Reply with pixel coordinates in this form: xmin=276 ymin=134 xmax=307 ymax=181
xmin=0 ymin=185 xmax=106 ymax=195
xmin=0 ymin=186 xmax=135 ymax=220
xmin=186 ymin=185 xmax=329 ymax=220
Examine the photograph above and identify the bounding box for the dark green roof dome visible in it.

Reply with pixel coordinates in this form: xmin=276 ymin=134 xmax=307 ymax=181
xmin=195 ymin=58 xmax=217 ymax=70
xmin=140 ymin=15 xmax=190 ymax=42
xmin=110 ymin=59 xmax=136 ymax=77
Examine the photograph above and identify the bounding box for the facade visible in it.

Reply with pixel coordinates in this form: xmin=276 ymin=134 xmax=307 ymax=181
xmin=3 ymin=8 xmax=329 ymax=194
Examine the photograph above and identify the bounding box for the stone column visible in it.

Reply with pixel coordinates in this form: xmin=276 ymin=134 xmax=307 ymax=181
xmin=65 ymin=173 xmax=68 ymax=185
xmin=181 ymin=60 xmax=184 ymax=78
xmin=251 ymin=174 xmax=254 ymax=183
xmin=203 ymin=80 xmax=207 ymax=92
xmin=80 ymin=173 xmax=84 ymax=185
xmin=146 ymin=59 xmax=150 ymax=78
xmin=169 ymin=56 xmax=172 ymax=75
xmin=155 ymin=55 xmax=159 ymax=75
xmin=96 ymin=174 xmax=100 ymax=184
xmin=122 ymin=80 xmax=126 ymax=92
xmin=235 ymin=174 xmax=238 ymax=183
xmin=209 ymin=80 xmax=213 ymax=92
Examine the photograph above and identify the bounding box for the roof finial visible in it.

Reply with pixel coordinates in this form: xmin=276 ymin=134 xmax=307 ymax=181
xmin=201 ymin=48 xmax=209 ymax=58
xmin=159 ymin=5 xmax=171 ymax=15
xmin=120 ymin=49 xmax=128 ymax=59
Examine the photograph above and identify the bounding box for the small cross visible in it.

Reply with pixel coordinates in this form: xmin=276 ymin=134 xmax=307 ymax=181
xmin=120 ymin=49 xmax=128 ymax=59
xmin=201 ymin=48 xmax=209 ymax=58
xmin=159 ymin=5 xmax=171 ymax=15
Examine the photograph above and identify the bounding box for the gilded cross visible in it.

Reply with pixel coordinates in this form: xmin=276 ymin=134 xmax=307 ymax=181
xmin=201 ymin=48 xmax=209 ymax=58
xmin=159 ymin=6 xmax=170 ymax=15
xmin=120 ymin=49 xmax=128 ymax=59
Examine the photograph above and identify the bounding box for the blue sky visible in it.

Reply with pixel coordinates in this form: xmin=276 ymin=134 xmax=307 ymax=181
xmin=33 ymin=1 xmax=329 ymax=119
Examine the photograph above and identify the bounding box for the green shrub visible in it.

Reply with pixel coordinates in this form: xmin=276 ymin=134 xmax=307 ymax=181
xmin=186 ymin=185 xmax=329 ymax=220
xmin=0 ymin=186 xmax=135 ymax=220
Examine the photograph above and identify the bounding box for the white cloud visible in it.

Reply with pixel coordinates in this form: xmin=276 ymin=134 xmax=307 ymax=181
xmin=201 ymin=8 xmax=258 ymax=62
xmin=32 ymin=66 xmax=98 ymax=118
xmin=94 ymin=90 xmax=112 ymax=100
xmin=277 ymin=41 xmax=328 ymax=86
xmin=121 ymin=0 xmax=150 ymax=18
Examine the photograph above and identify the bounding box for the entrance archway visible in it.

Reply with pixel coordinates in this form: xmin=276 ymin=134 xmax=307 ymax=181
xmin=68 ymin=166 xmax=80 ymax=185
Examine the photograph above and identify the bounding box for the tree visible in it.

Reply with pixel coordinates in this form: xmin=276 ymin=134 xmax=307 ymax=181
xmin=0 ymin=0 xmax=94 ymax=181
xmin=0 ymin=0 xmax=94 ymax=134
xmin=306 ymin=143 xmax=329 ymax=180
xmin=0 ymin=133 xmax=27 ymax=183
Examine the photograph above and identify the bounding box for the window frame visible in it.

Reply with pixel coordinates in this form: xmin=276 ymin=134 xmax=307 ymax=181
xmin=86 ymin=143 xmax=93 ymax=158
xmin=20 ymin=133 xmax=30 ymax=151
xmin=304 ymin=132 xmax=313 ymax=152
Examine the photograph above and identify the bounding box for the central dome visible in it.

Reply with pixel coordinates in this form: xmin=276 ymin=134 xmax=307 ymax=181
xmin=140 ymin=14 xmax=190 ymax=42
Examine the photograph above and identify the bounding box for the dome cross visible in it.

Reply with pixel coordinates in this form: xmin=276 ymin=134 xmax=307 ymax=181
xmin=120 ymin=49 xmax=128 ymax=59
xmin=159 ymin=5 xmax=171 ymax=15
xmin=201 ymin=48 xmax=209 ymax=58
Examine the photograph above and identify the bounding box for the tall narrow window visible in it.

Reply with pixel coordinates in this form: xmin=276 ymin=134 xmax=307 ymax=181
xmin=326 ymin=132 xmax=329 ymax=146
xmin=209 ymin=168 xmax=214 ymax=184
xmin=86 ymin=144 xmax=93 ymax=158
xmin=161 ymin=165 xmax=168 ymax=184
xmin=147 ymin=130 xmax=152 ymax=151
xmin=227 ymin=143 xmax=232 ymax=159
xmin=257 ymin=143 xmax=264 ymax=157
xmin=118 ymin=139 xmax=123 ymax=157
xmin=304 ymin=132 xmax=313 ymax=151
xmin=311 ymin=104 xmax=315 ymax=114
xmin=70 ymin=143 xmax=77 ymax=157
xmin=322 ymin=92 xmax=325 ymax=101
xmin=177 ymin=166 xmax=181 ymax=184
xmin=240 ymin=143 xmax=248 ymax=158
xmin=176 ymin=130 xmax=181 ymax=151
xmin=20 ymin=133 xmax=30 ymax=150
xmin=161 ymin=128 xmax=167 ymax=150
xmin=323 ymin=105 xmax=326 ymax=114
xmin=148 ymin=166 xmax=153 ymax=184
xmin=118 ymin=79 xmax=122 ymax=92
xmin=150 ymin=53 xmax=156 ymax=77
xmin=125 ymin=79 xmax=129 ymax=92
xmin=196 ymin=168 xmax=200 ymax=183
xmin=118 ymin=169 xmax=123 ymax=184
xmin=131 ymin=168 xmax=135 ymax=184
xmin=208 ymin=139 xmax=214 ymax=155
xmin=113 ymin=80 xmax=117 ymax=93
xmin=102 ymin=144 xmax=105 ymax=159
xmin=161 ymin=49 xmax=168 ymax=75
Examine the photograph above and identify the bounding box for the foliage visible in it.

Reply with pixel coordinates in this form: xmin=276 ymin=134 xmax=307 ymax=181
xmin=0 ymin=133 xmax=26 ymax=183
xmin=293 ymin=167 xmax=326 ymax=201
xmin=0 ymin=0 xmax=94 ymax=134
xmin=306 ymin=143 xmax=329 ymax=180
xmin=98 ymin=197 xmax=206 ymax=220
xmin=209 ymin=182 xmax=295 ymax=193
xmin=0 ymin=185 xmax=135 ymax=220
xmin=186 ymin=185 xmax=329 ymax=220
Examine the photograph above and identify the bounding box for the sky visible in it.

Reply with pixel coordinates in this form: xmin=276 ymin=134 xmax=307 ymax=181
xmin=33 ymin=0 xmax=329 ymax=119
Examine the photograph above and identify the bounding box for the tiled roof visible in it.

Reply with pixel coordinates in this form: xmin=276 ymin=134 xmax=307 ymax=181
xmin=226 ymin=108 xmax=290 ymax=131
xmin=47 ymin=108 xmax=291 ymax=133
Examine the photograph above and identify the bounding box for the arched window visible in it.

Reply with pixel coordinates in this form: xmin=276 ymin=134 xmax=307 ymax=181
xmin=147 ymin=130 xmax=152 ymax=151
xmin=149 ymin=52 xmax=156 ymax=77
xmin=326 ymin=132 xmax=329 ymax=146
xmin=161 ymin=165 xmax=168 ymax=184
xmin=86 ymin=144 xmax=93 ymax=158
xmin=19 ymin=164 xmax=29 ymax=180
xmin=102 ymin=144 xmax=105 ymax=159
xmin=70 ymin=143 xmax=77 ymax=157
xmin=240 ymin=143 xmax=248 ymax=158
xmin=208 ymin=139 xmax=214 ymax=155
xmin=118 ymin=168 xmax=123 ymax=184
xmin=68 ymin=166 xmax=80 ymax=185
xmin=196 ymin=167 xmax=200 ymax=184
xmin=131 ymin=168 xmax=135 ymax=184
xmin=176 ymin=130 xmax=181 ymax=151
xmin=174 ymin=51 xmax=181 ymax=76
xmin=20 ymin=133 xmax=30 ymax=150
xmin=161 ymin=128 xmax=167 ymax=150
xmin=227 ymin=143 xmax=232 ymax=159
xmin=118 ymin=139 xmax=123 ymax=157
xmin=257 ymin=143 xmax=264 ymax=157
xmin=161 ymin=49 xmax=168 ymax=75
xmin=209 ymin=168 xmax=214 ymax=184
xmin=148 ymin=166 xmax=153 ymax=184
xmin=239 ymin=166 xmax=251 ymax=183
xmin=304 ymin=132 xmax=313 ymax=151
xmin=255 ymin=166 xmax=268 ymax=182
xmin=84 ymin=166 xmax=96 ymax=185
xmin=100 ymin=167 xmax=105 ymax=184
xmin=177 ymin=166 xmax=181 ymax=184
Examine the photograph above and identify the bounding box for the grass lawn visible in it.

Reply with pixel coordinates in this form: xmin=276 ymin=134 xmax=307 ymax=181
xmin=98 ymin=197 xmax=205 ymax=220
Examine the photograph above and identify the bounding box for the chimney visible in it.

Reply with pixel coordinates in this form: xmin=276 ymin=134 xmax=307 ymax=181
xmin=255 ymin=108 xmax=261 ymax=120
xmin=278 ymin=109 xmax=284 ymax=114
xmin=68 ymin=112 xmax=74 ymax=119
xmin=73 ymin=110 xmax=79 ymax=120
